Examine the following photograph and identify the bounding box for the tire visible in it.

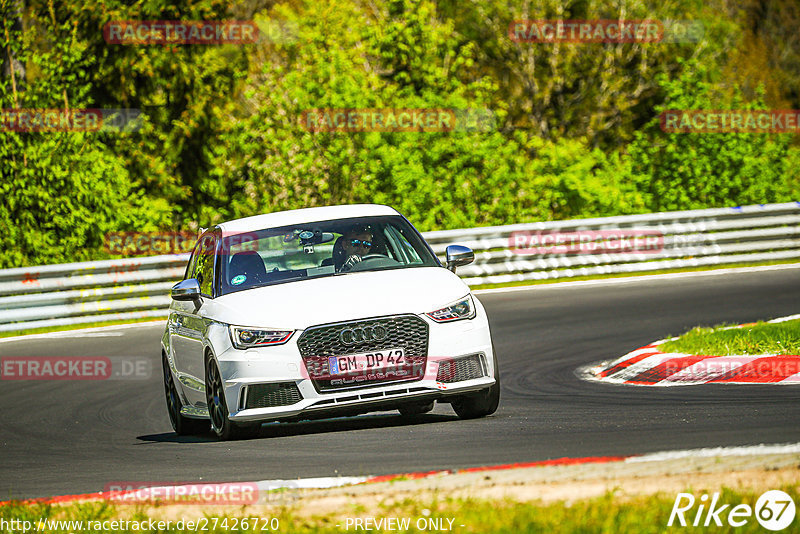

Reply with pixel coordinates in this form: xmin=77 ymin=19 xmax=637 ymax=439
xmin=162 ymin=353 xmax=209 ymax=435
xmin=452 ymin=351 xmax=500 ymax=420
xmin=205 ymin=354 xmax=259 ymax=440
xmin=398 ymin=401 xmax=434 ymax=416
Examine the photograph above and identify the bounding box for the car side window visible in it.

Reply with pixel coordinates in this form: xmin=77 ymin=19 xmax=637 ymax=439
xmin=384 ymin=225 xmax=423 ymax=264
xmin=193 ymin=234 xmax=217 ymax=297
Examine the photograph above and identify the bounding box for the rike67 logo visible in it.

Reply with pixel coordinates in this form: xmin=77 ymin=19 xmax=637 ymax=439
xmin=669 ymin=490 xmax=796 ymax=530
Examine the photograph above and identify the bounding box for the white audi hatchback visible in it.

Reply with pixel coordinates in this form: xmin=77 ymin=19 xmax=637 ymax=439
xmin=161 ymin=204 xmax=499 ymax=439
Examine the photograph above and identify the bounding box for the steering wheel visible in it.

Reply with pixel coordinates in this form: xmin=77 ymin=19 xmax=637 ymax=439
xmin=362 ymin=254 xmax=388 ymax=260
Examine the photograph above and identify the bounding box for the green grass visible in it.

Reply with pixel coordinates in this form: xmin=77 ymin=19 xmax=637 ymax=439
xmin=661 ymin=319 xmax=800 ymax=356
xmin=471 ymin=259 xmax=800 ymax=290
xmin=1 ymin=486 xmax=797 ymax=533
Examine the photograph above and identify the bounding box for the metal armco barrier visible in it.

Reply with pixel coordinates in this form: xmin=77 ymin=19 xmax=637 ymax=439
xmin=1 ymin=202 xmax=798 ymax=332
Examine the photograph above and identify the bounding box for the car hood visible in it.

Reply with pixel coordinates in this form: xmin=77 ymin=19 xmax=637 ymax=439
xmin=204 ymin=267 xmax=471 ymax=329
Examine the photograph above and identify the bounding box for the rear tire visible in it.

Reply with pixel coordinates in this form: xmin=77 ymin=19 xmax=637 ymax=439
xmin=398 ymin=401 xmax=434 ymax=416
xmin=452 ymin=351 xmax=500 ymax=420
xmin=205 ymin=354 xmax=259 ymax=440
xmin=162 ymin=353 xmax=208 ymax=435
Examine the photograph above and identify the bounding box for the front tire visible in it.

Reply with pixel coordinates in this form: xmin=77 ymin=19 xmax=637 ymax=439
xmin=162 ymin=353 xmax=208 ymax=435
xmin=452 ymin=351 xmax=500 ymax=419
xmin=205 ymin=354 xmax=259 ymax=440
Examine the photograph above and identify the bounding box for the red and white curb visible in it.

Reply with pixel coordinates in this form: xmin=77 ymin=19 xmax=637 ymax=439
xmin=0 ymin=456 xmax=628 ymax=507
xmin=585 ymin=315 xmax=800 ymax=386
xmin=3 ymin=443 xmax=800 ymax=507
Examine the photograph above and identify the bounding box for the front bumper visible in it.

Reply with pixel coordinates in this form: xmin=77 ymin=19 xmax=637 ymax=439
xmin=213 ymin=313 xmax=495 ymax=423
xmin=231 ymin=365 xmax=495 ymax=423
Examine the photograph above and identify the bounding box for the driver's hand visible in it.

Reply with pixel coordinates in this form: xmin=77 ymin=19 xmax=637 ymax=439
xmin=341 ymin=254 xmax=362 ymax=272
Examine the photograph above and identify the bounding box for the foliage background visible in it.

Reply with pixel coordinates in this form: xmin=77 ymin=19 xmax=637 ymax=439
xmin=1 ymin=0 xmax=798 ymax=267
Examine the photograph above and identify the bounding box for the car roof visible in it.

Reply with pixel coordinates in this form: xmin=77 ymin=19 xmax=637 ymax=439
xmin=216 ymin=204 xmax=401 ymax=234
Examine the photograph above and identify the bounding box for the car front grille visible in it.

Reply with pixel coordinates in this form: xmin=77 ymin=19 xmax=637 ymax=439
xmin=436 ymin=353 xmax=486 ymax=383
xmin=243 ymin=382 xmax=303 ymax=409
xmin=297 ymin=314 xmax=429 ymax=392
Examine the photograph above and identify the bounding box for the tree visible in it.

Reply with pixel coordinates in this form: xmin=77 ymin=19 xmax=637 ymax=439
xmin=625 ymin=58 xmax=799 ymax=212
xmin=0 ymin=2 xmax=170 ymax=268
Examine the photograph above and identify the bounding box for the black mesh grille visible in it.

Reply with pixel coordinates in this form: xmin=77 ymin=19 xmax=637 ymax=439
xmin=437 ymin=354 xmax=486 ymax=383
xmin=297 ymin=314 xmax=429 ymax=392
xmin=244 ymin=382 xmax=302 ymax=409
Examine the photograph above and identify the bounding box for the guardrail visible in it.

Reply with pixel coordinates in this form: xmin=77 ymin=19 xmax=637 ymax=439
xmin=1 ymin=202 xmax=798 ymax=332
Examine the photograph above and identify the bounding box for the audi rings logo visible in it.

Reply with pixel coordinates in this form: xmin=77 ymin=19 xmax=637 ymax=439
xmin=339 ymin=324 xmax=388 ymax=345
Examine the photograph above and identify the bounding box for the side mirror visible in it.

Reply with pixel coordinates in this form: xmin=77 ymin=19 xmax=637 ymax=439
xmin=445 ymin=245 xmax=474 ymax=273
xmin=171 ymin=279 xmax=201 ymax=301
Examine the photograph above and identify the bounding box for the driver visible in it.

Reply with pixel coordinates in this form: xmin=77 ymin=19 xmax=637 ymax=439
xmin=337 ymin=224 xmax=373 ymax=272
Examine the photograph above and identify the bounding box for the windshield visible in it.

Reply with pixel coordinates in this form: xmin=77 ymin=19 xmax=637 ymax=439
xmin=218 ymin=215 xmax=440 ymax=295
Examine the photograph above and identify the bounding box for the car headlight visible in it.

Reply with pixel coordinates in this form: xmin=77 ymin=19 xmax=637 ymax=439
xmin=425 ymin=295 xmax=476 ymax=322
xmin=228 ymin=326 xmax=294 ymax=349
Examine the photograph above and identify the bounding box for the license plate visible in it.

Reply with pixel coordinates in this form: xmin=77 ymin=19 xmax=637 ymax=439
xmin=328 ymin=348 xmax=405 ymax=376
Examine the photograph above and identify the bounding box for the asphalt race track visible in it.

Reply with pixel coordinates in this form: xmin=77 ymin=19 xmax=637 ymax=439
xmin=2 ymin=267 xmax=799 ymax=500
